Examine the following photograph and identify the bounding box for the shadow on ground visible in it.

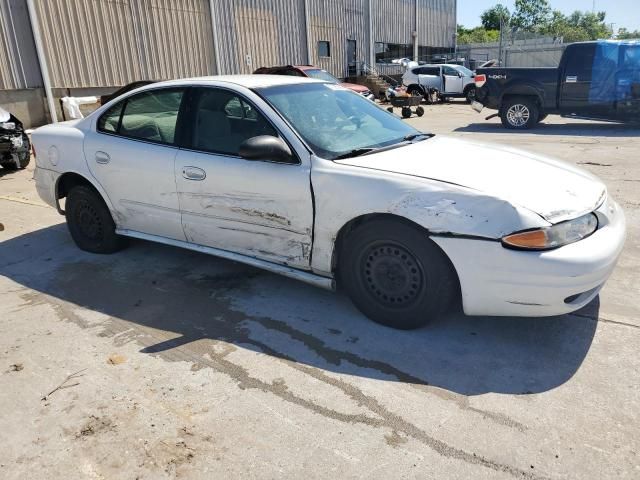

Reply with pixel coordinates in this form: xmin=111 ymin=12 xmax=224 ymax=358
xmin=0 ymin=224 xmax=599 ymax=396
xmin=455 ymin=121 xmax=640 ymax=137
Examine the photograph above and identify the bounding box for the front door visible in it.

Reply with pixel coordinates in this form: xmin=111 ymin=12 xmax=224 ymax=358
xmin=347 ymin=39 xmax=357 ymax=77
xmin=442 ymin=66 xmax=463 ymax=94
xmin=175 ymin=87 xmax=314 ymax=268
xmin=84 ymin=87 xmax=186 ymax=240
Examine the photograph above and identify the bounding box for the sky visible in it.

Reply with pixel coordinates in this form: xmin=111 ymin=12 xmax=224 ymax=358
xmin=457 ymin=0 xmax=640 ymax=32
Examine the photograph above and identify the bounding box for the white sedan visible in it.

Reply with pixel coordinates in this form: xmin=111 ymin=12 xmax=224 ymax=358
xmin=32 ymin=75 xmax=626 ymax=329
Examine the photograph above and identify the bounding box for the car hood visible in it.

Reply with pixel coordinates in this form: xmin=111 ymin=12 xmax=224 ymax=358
xmin=335 ymin=135 xmax=606 ymax=224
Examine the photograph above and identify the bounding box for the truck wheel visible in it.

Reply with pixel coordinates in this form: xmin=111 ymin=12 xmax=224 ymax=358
xmin=66 ymin=185 xmax=126 ymax=254
xmin=464 ymin=86 xmax=476 ymax=103
xmin=500 ymin=97 xmax=538 ymax=129
xmin=339 ymin=218 xmax=458 ymax=330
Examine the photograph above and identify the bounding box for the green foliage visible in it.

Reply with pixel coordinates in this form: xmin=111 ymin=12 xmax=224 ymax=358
xmin=541 ymin=10 xmax=612 ymax=42
xmin=458 ymin=1 xmax=614 ymax=45
xmin=457 ymin=26 xmax=500 ymax=45
xmin=511 ymin=0 xmax=551 ymax=31
xmin=618 ymin=28 xmax=640 ymax=40
xmin=480 ymin=4 xmax=510 ymax=31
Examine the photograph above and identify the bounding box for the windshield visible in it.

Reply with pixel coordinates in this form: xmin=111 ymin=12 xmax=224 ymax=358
xmin=303 ymin=69 xmax=340 ymax=83
xmin=455 ymin=65 xmax=474 ymax=77
xmin=257 ymin=83 xmax=422 ymax=159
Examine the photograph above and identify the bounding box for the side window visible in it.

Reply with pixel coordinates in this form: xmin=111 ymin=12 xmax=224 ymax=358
xmin=117 ymin=89 xmax=184 ymax=144
xmin=191 ymin=88 xmax=279 ymax=158
xmin=318 ymin=41 xmax=330 ymax=57
xmin=97 ymin=101 xmax=123 ymax=133
xmin=564 ymin=44 xmax=597 ymax=81
xmin=443 ymin=66 xmax=458 ymax=76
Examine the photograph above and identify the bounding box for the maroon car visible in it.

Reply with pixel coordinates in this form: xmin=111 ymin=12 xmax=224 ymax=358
xmin=254 ymin=65 xmax=374 ymax=100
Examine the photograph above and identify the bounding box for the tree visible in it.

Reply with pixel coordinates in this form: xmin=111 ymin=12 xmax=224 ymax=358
xmin=480 ymin=4 xmax=510 ymax=31
xmin=618 ymin=28 xmax=640 ymax=40
xmin=542 ymin=10 xmax=612 ymax=43
xmin=457 ymin=26 xmax=500 ymax=45
xmin=511 ymin=0 xmax=552 ymax=31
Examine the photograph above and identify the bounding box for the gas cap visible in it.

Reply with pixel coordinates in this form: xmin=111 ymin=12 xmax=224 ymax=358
xmin=48 ymin=145 xmax=59 ymax=166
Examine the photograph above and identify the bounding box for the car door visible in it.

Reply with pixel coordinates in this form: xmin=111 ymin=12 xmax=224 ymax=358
xmin=174 ymin=86 xmax=314 ymax=269
xmin=84 ymin=87 xmax=186 ymax=240
xmin=417 ymin=67 xmax=442 ymax=91
xmin=442 ymin=66 xmax=463 ymax=94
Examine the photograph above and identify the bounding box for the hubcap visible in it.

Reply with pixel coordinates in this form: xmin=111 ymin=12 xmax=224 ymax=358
xmin=362 ymin=244 xmax=424 ymax=307
xmin=507 ymin=104 xmax=530 ymax=127
xmin=75 ymin=200 xmax=103 ymax=240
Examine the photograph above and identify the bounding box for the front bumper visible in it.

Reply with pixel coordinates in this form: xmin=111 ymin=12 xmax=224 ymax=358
xmin=432 ymin=198 xmax=626 ymax=317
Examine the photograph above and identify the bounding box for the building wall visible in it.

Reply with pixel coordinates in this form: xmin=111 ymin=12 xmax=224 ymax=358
xmin=0 ymin=0 xmax=41 ymax=90
xmin=215 ymin=0 xmax=308 ymax=74
xmin=32 ymin=0 xmax=216 ymax=88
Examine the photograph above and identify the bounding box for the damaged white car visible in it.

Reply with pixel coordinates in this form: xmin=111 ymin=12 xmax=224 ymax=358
xmin=32 ymin=76 xmax=626 ymax=329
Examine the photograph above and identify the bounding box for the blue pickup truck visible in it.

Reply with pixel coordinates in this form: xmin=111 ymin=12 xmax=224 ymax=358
xmin=473 ymin=40 xmax=640 ymax=129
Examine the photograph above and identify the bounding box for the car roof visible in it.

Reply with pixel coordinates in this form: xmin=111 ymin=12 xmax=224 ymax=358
xmin=143 ymin=74 xmax=327 ymax=90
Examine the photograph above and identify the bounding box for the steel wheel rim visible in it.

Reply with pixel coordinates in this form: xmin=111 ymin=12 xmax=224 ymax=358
xmin=507 ymin=104 xmax=530 ymax=127
xmin=75 ymin=199 xmax=103 ymax=240
xmin=361 ymin=243 xmax=425 ymax=307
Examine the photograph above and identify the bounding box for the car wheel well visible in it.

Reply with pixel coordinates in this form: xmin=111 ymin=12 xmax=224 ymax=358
xmin=55 ymin=173 xmax=101 ymax=214
xmin=331 ymin=213 xmax=459 ymax=287
xmin=501 ymin=93 xmax=541 ymax=109
xmin=407 ymin=84 xmax=424 ymax=94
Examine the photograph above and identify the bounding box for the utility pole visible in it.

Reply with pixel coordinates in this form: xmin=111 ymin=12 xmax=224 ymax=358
xmin=498 ymin=14 xmax=504 ymax=66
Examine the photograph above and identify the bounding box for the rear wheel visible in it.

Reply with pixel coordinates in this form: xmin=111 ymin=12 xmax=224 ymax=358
xmin=407 ymin=85 xmax=424 ymax=100
xmin=339 ymin=218 xmax=458 ymax=330
xmin=66 ymin=185 xmax=126 ymax=254
xmin=500 ymin=97 xmax=539 ymax=129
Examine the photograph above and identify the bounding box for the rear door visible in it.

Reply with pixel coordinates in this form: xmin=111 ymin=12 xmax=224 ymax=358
xmin=84 ymin=87 xmax=186 ymax=240
xmin=559 ymin=43 xmax=615 ymax=118
xmin=417 ymin=67 xmax=442 ymax=90
xmin=442 ymin=65 xmax=463 ymax=94
xmin=174 ymin=86 xmax=314 ymax=268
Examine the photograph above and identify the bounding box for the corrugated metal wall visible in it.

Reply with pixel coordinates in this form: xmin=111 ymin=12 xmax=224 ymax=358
xmin=307 ymin=0 xmax=369 ymax=78
xmin=32 ymin=0 xmax=216 ymax=88
xmin=0 ymin=0 xmax=41 ymax=89
xmin=214 ymin=0 xmax=307 ymax=75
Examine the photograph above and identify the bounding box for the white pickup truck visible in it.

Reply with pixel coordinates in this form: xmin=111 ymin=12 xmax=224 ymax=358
xmin=402 ymin=64 xmax=477 ymax=102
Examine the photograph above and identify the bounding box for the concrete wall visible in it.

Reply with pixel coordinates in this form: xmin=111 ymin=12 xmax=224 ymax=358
xmin=0 ymin=88 xmax=47 ymax=128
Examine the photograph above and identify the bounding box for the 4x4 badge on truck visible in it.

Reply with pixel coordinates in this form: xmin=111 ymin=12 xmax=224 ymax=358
xmin=488 ymin=74 xmax=507 ymax=80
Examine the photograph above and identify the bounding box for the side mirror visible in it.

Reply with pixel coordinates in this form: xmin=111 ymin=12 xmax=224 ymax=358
xmin=238 ymin=135 xmax=295 ymax=164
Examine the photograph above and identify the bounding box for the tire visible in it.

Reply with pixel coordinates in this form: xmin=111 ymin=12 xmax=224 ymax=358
xmin=500 ymin=96 xmax=539 ymax=129
xmin=464 ymin=86 xmax=476 ymax=103
xmin=407 ymin=85 xmax=424 ymax=100
xmin=386 ymin=107 xmax=394 ymax=113
xmin=65 ymin=185 xmax=126 ymax=254
xmin=401 ymin=107 xmax=412 ymax=118
xmin=339 ymin=218 xmax=458 ymax=330
xmin=415 ymin=106 xmax=425 ymax=117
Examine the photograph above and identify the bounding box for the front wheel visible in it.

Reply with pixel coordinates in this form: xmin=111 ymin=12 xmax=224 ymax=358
xmin=339 ymin=218 xmax=458 ymax=330
xmin=500 ymin=97 xmax=539 ymax=129
xmin=66 ymin=185 xmax=126 ymax=254
xmin=464 ymin=86 xmax=476 ymax=103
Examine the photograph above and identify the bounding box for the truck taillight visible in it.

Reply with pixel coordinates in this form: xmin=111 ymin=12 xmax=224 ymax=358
xmin=475 ymin=74 xmax=487 ymax=88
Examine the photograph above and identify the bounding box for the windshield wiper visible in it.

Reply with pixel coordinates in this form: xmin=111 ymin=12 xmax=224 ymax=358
xmin=333 ymin=148 xmax=376 ymax=160
xmin=403 ymin=132 xmax=434 ymax=142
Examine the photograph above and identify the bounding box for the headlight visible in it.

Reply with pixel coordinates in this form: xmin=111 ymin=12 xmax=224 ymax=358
xmin=502 ymin=213 xmax=598 ymax=250
xmin=0 ymin=122 xmax=16 ymax=130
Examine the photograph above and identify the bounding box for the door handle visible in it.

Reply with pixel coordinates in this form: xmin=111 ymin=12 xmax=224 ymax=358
xmin=182 ymin=166 xmax=206 ymax=181
xmin=95 ymin=151 xmax=110 ymax=164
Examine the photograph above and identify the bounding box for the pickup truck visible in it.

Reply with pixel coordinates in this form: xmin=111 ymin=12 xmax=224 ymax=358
xmin=473 ymin=40 xmax=640 ymax=129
